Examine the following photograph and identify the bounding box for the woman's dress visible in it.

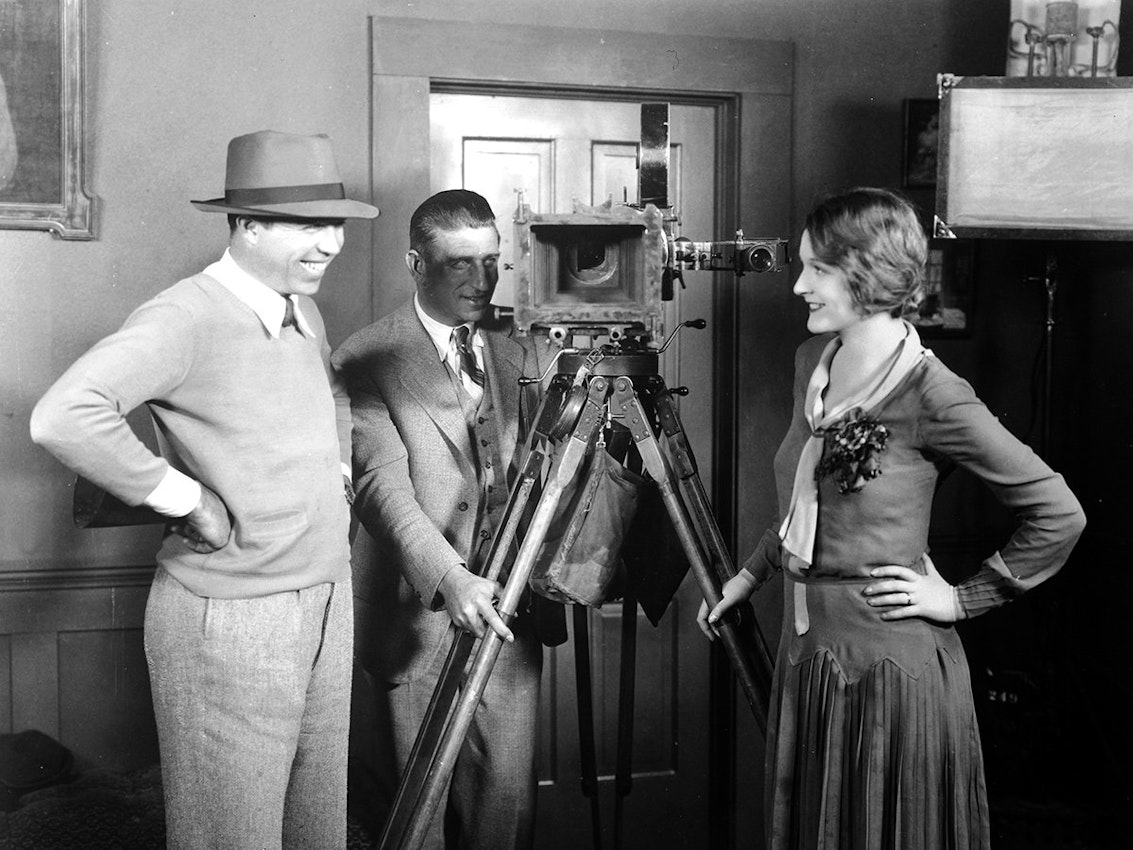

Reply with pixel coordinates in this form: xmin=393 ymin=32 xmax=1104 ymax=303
xmin=743 ymin=334 xmax=1085 ymax=850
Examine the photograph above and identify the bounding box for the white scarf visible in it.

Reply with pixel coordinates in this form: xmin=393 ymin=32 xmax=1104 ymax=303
xmin=780 ymin=321 xmax=929 ymax=634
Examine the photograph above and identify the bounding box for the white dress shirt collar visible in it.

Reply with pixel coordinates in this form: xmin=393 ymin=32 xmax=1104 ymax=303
xmin=203 ymin=249 xmax=313 ymax=339
xmin=413 ymin=293 xmax=484 ymax=363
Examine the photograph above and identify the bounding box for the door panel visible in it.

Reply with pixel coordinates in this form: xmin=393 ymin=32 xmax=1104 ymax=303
xmin=432 ymin=93 xmax=717 ymax=849
xmin=590 ymin=604 xmax=674 ymax=775
xmin=460 ymin=137 xmax=553 ymax=308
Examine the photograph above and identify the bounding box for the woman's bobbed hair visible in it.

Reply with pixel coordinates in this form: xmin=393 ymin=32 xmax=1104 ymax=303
xmin=803 ymin=187 xmax=928 ymax=318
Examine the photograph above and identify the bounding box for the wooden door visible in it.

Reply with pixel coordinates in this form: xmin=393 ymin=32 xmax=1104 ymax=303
xmin=432 ymin=93 xmax=719 ymax=849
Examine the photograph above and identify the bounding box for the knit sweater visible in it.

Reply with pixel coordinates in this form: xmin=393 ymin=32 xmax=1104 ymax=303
xmin=30 ymin=273 xmax=351 ymax=598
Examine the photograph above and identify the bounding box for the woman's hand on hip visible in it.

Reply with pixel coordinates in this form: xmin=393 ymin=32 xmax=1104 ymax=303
xmin=863 ymin=553 xmax=965 ymax=623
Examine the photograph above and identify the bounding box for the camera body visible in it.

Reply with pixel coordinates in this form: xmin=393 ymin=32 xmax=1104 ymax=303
xmin=513 ymin=198 xmax=667 ymax=342
xmin=513 ymin=196 xmax=788 ymax=345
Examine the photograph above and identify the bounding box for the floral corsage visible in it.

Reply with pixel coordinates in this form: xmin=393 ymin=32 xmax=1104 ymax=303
xmin=815 ymin=412 xmax=889 ymax=495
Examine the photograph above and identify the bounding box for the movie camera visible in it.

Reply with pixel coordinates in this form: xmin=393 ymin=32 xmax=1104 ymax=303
xmin=511 ymin=102 xmax=788 ymax=349
xmin=513 ymin=198 xmax=789 ymax=346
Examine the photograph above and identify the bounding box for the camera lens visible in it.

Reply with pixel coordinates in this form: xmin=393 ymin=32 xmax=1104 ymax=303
xmin=739 ymin=246 xmax=775 ymax=273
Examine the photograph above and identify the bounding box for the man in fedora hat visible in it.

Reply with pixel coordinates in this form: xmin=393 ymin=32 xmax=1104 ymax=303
xmin=31 ymin=129 xmax=378 ymax=849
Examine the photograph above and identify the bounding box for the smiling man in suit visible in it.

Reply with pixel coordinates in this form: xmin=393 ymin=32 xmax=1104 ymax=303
xmin=333 ymin=189 xmax=546 ymax=849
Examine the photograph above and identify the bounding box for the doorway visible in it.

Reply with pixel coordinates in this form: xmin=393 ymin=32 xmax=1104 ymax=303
xmin=432 ymin=91 xmax=719 ymax=848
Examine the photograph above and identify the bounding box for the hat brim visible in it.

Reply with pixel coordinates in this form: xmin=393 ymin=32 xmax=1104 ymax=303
xmin=190 ymin=197 xmax=379 ymax=220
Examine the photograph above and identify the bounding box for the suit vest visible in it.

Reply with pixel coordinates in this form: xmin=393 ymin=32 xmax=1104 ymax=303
xmin=446 ymin=366 xmax=511 ymax=569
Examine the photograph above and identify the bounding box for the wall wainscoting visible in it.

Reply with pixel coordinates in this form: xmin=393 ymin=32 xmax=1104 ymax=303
xmin=0 ymin=565 xmax=160 ymax=772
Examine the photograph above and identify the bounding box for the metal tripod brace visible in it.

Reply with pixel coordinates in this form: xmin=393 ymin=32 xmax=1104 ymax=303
xmin=379 ymin=356 xmax=774 ymax=850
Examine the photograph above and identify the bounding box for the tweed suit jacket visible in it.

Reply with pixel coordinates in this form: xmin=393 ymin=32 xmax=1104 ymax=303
xmin=332 ymin=298 xmax=547 ymax=683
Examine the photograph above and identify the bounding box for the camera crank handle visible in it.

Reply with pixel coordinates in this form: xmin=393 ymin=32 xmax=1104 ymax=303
xmin=519 ymin=345 xmax=580 ymax=386
xmin=657 ymin=318 xmax=707 ymax=355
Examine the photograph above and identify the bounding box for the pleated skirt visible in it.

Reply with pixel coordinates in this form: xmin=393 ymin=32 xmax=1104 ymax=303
xmin=765 ymin=574 xmax=991 ymax=850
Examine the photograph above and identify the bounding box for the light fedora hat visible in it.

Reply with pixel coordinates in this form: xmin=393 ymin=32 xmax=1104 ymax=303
xmin=191 ymin=130 xmax=379 ymax=219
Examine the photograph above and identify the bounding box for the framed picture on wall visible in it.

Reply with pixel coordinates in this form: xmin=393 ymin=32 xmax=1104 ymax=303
xmin=0 ymin=0 xmax=93 ymax=239
xmin=910 ymin=238 xmax=974 ymax=337
xmin=902 ymin=98 xmax=940 ymax=190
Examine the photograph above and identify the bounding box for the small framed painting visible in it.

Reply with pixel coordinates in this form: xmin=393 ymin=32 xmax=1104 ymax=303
xmin=902 ymin=98 xmax=940 ymax=190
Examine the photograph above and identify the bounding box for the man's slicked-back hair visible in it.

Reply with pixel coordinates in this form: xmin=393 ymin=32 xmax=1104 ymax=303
xmin=410 ymin=189 xmax=498 ymax=260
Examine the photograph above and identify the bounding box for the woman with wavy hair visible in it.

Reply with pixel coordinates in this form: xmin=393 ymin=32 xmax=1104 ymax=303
xmin=700 ymin=187 xmax=1085 ymax=849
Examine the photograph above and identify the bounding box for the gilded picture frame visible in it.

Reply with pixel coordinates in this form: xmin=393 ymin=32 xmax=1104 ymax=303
xmin=0 ymin=0 xmax=94 ymax=240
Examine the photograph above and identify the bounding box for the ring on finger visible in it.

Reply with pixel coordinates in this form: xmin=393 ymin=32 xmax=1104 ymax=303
xmin=903 ymin=592 xmax=913 ymax=606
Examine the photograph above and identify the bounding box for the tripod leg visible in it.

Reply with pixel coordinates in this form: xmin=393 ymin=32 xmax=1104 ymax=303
xmin=651 ymin=390 xmax=774 ymax=696
xmin=610 ymin=377 xmax=771 ymax=734
xmin=394 ymin=377 xmax=612 ymax=850
xmin=613 ymin=591 xmax=636 ymax=850
xmin=572 ymin=604 xmax=603 ymax=850
xmin=378 ymin=383 xmax=572 ymax=850
xmin=377 ymin=457 xmax=542 ymax=849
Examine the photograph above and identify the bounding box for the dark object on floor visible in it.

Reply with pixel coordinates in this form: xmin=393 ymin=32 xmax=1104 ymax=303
xmin=0 ymin=755 xmax=379 ymax=850
xmin=0 ymin=765 xmax=164 ymax=850
xmin=0 ymin=730 xmax=74 ymax=812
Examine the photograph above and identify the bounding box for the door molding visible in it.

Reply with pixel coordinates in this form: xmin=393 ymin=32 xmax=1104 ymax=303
xmin=370 ymin=16 xmax=793 ymax=321
xmin=370 ymin=18 xmax=794 ymax=847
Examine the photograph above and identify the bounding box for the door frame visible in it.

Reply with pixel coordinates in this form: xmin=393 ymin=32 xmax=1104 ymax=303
xmin=370 ymin=17 xmax=794 ymax=847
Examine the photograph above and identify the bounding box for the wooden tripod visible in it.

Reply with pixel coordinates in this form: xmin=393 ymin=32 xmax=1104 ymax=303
xmin=378 ymin=350 xmax=774 ymax=850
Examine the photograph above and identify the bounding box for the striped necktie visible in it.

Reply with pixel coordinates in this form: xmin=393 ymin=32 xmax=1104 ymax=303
xmin=452 ymin=325 xmax=485 ymax=388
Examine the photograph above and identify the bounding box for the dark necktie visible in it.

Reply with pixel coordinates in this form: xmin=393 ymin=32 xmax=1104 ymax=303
xmin=282 ymin=297 xmax=298 ymax=331
xmin=452 ymin=325 xmax=485 ymax=388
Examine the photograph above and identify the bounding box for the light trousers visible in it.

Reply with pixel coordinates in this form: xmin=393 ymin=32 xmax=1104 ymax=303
xmin=144 ymin=566 xmax=353 ymax=850
xmin=350 ymin=599 xmax=542 ymax=850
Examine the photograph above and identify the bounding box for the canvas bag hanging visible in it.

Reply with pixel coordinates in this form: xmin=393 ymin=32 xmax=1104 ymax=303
xmin=529 ymin=447 xmax=645 ymax=607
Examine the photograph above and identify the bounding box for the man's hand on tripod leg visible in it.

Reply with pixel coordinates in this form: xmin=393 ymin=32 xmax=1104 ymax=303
xmin=439 ymin=565 xmax=515 ymax=643
xmin=697 ymin=570 xmax=759 ymax=641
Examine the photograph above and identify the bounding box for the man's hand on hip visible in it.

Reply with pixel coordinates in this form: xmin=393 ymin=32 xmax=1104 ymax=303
xmin=439 ymin=565 xmax=514 ymax=643
xmin=169 ymin=483 xmax=232 ymax=553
